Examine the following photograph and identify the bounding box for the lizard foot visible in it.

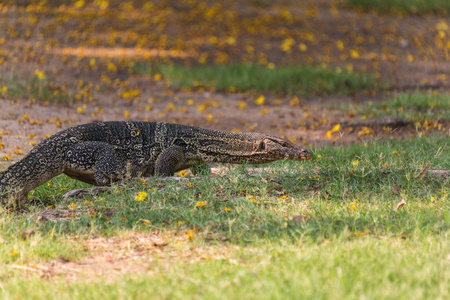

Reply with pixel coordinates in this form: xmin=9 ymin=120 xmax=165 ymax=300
xmin=62 ymin=186 xmax=118 ymax=200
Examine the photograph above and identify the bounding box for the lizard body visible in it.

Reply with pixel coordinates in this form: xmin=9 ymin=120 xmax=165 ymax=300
xmin=0 ymin=121 xmax=312 ymax=207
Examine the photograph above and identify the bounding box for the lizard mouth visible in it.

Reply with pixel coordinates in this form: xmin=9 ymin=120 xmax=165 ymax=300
xmin=304 ymin=151 xmax=313 ymax=160
xmin=285 ymin=150 xmax=312 ymax=161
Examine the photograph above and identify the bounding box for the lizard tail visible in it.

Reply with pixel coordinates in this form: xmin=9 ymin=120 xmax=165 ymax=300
xmin=0 ymin=146 xmax=65 ymax=207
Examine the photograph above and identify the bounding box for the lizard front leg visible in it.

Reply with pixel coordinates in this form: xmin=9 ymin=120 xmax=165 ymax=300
xmin=154 ymin=146 xmax=186 ymax=176
xmin=63 ymin=142 xmax=126 ymax=185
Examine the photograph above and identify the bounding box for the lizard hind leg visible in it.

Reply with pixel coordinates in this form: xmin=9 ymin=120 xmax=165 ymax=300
xmin=63 ymin=141 xmax=126 ymax=186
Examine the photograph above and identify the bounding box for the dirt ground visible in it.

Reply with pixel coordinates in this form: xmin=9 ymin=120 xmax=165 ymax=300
xmin=0 ymin=0 xmax=449 ymax=161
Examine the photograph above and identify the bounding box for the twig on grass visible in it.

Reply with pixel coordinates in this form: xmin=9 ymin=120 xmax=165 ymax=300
xmin=414 ymin=162 xmax=430 ymax=183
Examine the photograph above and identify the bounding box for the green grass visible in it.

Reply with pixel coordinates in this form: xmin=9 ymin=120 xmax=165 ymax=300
xmin=135 ymin=64 xmax=380 ymax=96
xmin=0 ymin=135 xmax=449 ymax=298
xmin=2 ymin=236 xmax=450 ymax=299
xmin=345 ymin=0 xmax=450 ymax=14
xmin=0 ymin=73 xmax=73 ymax=103
xmin=339 ymin=92 xmax=450 ymax=121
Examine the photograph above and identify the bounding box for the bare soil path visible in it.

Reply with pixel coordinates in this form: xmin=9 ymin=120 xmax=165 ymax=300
xmin=1 ymin=0 xmax=449 ymax=164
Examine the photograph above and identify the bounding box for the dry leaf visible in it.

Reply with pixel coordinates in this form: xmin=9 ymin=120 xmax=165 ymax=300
xmin=21 ymin=229 xmax=36 ymax=240
xmin=153 ymin=242 xmax=169 ymax=247
xmin=291 ymin=215 xmax=309 ymax=223
xmin=394 ymin=199 xmax=406 ymax=212
xmin=392 ymin=186 xmax=401 ymax=195
xmin=103 ymin=210 xmax=116 ymax=217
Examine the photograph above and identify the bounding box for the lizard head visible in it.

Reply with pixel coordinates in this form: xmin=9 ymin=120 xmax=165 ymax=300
xmin=255 ymin=136 xmax=312 ymax=162
xmin=191 ymin=130 xmax=312 ymax=164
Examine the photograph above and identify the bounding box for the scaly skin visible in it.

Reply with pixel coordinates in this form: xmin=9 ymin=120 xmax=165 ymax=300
xmin=0 ymin=121 xmax=312 ymax=207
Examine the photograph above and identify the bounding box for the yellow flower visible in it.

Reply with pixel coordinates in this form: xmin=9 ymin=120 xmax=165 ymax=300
xmin=255 ymin=95 xmax=265 ymax=105
xmin=436 ymin=20 xmax=449 ymax=31
xmin=298 ymin=43 xmax=308 ymax=52
xmin=34 ymin=69 xmax=46 ymax=80
xmin=224 ymin=207 xmax=231 ymax=212
xmin=135 ymin=192 xmax=148 ymax=201
xmin=178 ymin=170 xmax=188 ymax=177
xmin=331 ymin=124 xmax=341 ymax=132
xmin=289 ymin=96 xmax=299 ymax=107
xmin=98 ymin=0 xmax=109 ymax=10
xmin=186 ymin=230 xmax=194 ymax=240
xmin=195 ymin=201 xmax=207 ymax=208
xmin=352 ymin=160 xmax=359 ymax=167
xmin=120 ymin=89 xmax=140 ymax=99
xmin=166 ymin=103 xmax=176 ymax=112
xmin=107 ymin=63 xmax=117 ymax=73
xmin=278 ymin=195 xmax=288 ymax=201
xmin=101 ymin=74 xmax=111 ymax=84
xmin=196 ymin=104 xmax=206 ymax=113
xmin=74 ymin=0 xmax=85 ymax=8
xmin=281 ymin=38 xmax=295 ymax=52
xmin=259 ymin=108 xmax=269 ymax=116
xmin=348 ymin=205 xmax=357 ymax=211
xmin=350 ymin=50 xmax=359 ymax=59
xmin=153 ymin=74 xmax=162 ymax=81
xmin=248 ymin=195 xmax=257 ymax=203
xmin=392 ymin=151 xmax=398 ymax=155
xmin=237 ymin=101 xmax=247 ymax=110
xmin=326 ymin=124 xmax=341 ymax=139
xmin=226 ymin=37 xmax=236 ymax=45
xmin=358 ymin=127 xmax=374 ymax=136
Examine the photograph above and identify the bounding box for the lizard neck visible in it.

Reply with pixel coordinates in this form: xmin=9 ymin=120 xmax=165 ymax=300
xmin=180 ymin=130 xmax=278 ymax=164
